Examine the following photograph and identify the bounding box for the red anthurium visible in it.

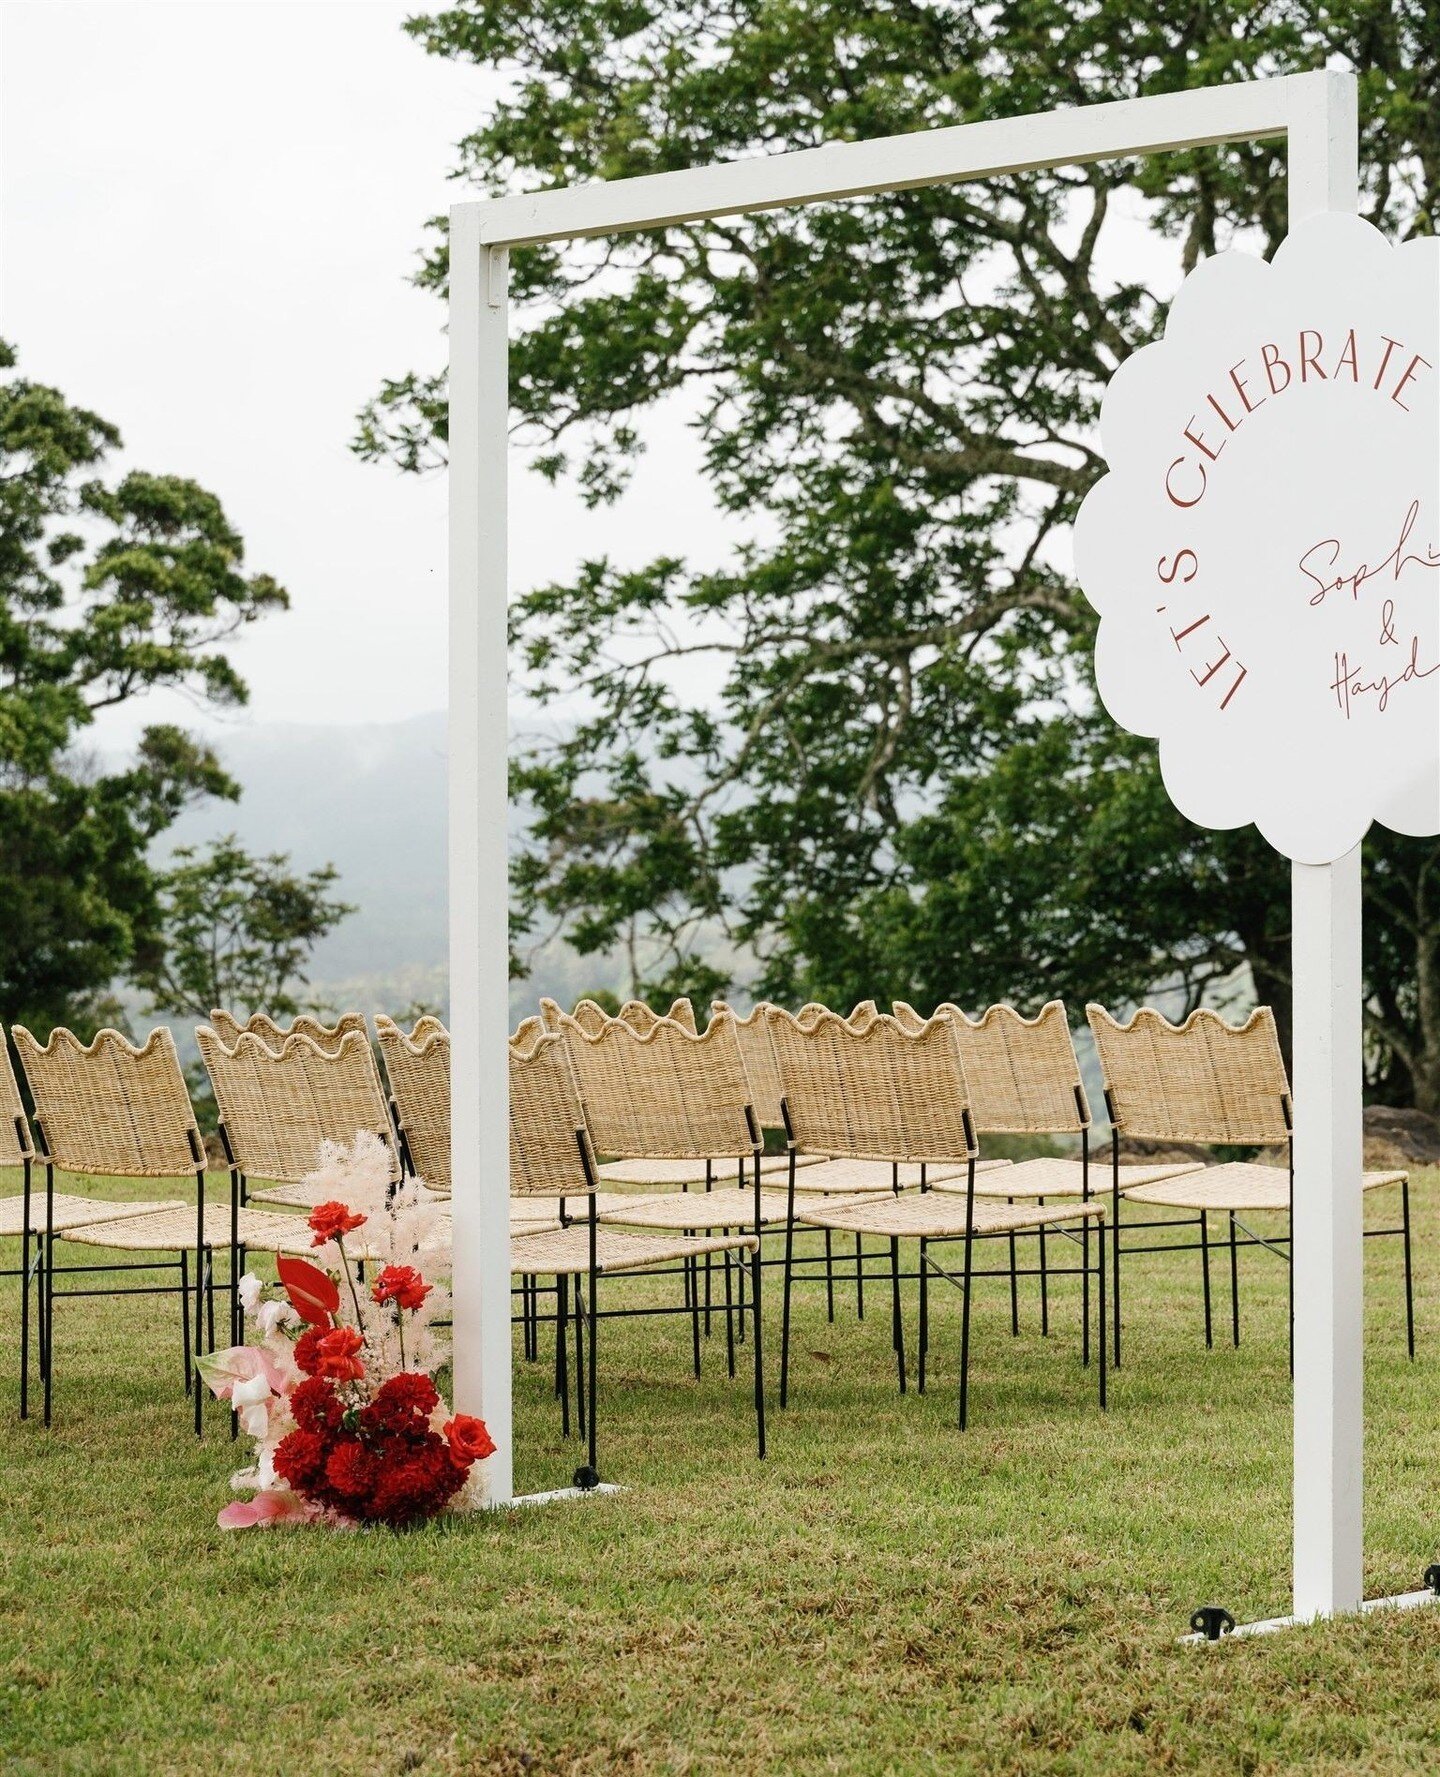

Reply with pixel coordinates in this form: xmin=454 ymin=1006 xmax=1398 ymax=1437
xmin=276 ymin=1254 xmax=340 ymax=1327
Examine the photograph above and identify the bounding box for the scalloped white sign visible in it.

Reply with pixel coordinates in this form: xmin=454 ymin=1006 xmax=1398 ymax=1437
xmin=1073 ymin=213 xmax=1439 ymax=863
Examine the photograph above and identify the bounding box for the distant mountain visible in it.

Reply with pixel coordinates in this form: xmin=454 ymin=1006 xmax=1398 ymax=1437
xmin=155 ymin=710 xmax=668 ymax=1023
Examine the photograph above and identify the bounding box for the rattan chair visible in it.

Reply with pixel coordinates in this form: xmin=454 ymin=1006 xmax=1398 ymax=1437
xmin=374 ymin=1013 xmax=636 ymax=1231
xmin=0 ymin=1037 xmax=194 ymax=1419
xmin=11 ymin=1025 xmax=307 ymax=1430
xmin=508 ymin=1023 xmax=762 ymax=1483
xmin=764 ymin=1006 xmax=1105 ymax=1426
xmin=893 ymin=999 xmax=1204 ymax=1351
xmin=196 ymin=1024 xmax=401 ymax=1207
xmin=1086 ymin=1004 xmax=1414 ymax=1363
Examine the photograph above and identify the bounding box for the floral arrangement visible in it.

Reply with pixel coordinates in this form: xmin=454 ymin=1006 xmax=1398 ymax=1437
xmin=199 ymin=1131 xmax=494 ymax=1529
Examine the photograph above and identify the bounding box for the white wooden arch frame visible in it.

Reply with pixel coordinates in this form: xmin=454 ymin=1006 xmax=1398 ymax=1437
xmin=449 ymin=69 xmax=1385 ymax=1626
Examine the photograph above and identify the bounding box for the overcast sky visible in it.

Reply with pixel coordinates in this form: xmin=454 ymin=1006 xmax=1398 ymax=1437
xmin=1 ymin=0 xmax=724 ymax=748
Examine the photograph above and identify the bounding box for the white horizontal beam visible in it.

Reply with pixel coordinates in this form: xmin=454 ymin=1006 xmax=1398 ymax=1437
xmin=469 ymin=72 xmax=1333 ymax=247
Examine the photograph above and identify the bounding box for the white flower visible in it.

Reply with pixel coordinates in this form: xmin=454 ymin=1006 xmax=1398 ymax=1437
xmin=237 ymin=1273 xmax=265 ymax=1316
xmin=256 ymin=1298 xmax=298 ymax=1338
xmin=231 ymin=1370 xmax=275 ymax=1439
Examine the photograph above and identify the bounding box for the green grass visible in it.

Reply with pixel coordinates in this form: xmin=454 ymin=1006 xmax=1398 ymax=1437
xmin=1 ymin=1169 xmax=1437 ymax=1774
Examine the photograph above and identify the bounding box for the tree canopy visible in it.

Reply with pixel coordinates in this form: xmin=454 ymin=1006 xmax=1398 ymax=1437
xmin=363 ymin=2 xmax=1440 ymax=1105
xmin=0 ymin=341 xmax=288 ymax=1029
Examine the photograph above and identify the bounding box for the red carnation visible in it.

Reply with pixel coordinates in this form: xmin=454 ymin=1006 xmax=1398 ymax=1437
xmin=273 ymin=1427 xmax=328 ymax=1488
xmin=372 ymin=1264 xmax=432 ymax=1313
xmin=292 ymin=1327 xmax=326 ymax=1376
xmin=313 ymin=1325 xmax=366 ymax=1382
xmin=324 ymin=1438 xmax=377 ymax=1500
xmin=360 ymin=1370 xmax=438 ymax=1437
xmin=443 ymin=1414 xmax=496 ymax=1470
xmin=308 ymin=1200 xmax=367 ymax=1247
xmin=290 ymin=1376 xmax=343 ymax=1433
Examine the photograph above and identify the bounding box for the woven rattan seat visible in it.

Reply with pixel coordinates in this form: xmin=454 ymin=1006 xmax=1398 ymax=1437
xmin=0 ymin=1193 xmax=183 ymax=1236
xmin=957 ymin=1156 xmax=1205 ymax=1200
xmin=1121 ymin=1160 xmax=1406 ymax=1214
xmin=596 ymin=1154 xmax=808 ymax=1187
xmin=596 ymin=1186 xmax=799 ymax=1230
xmin=509 ymin=1223 xmax=758 ymax=1277
xmin=795 ymin=1190 xmax=1104 ymax=1241
xmin=787 ymin=1156 xmax=1004 ymax=1193
xmin=61 ymin=1202 xmax=317 ymax=1255
xmin=197 ymin=1024 xmax=400 ymax=1189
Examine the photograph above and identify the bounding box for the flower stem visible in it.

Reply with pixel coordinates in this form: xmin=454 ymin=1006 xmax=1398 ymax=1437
xmin=336 ymin=1235 xmax=366 ymax=1336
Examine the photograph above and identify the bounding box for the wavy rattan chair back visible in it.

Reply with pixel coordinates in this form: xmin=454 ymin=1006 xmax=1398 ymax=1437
xmin=617 ymin=997 xmax=698 ymax=1035
xmin=509 ymin=1027 xmax=596 ymax=1198
xmin=512 ymin=1014 xmax=545 ymax=1048
xmin=1085 ymin=1004 xmax=1291 ymax=1147
xmin=711 ymin=1001 xmax=785 ymax=1128
xmin=208 ymin=1010 xmax=368 ymax=1053
xmin=197 ymin=1026 xmax=401 ymax=1185
xmin=11 ymin=1026 xmax=203 ymax=1177
xmin=0 ymin=1039 xmax=36 ymax=1168
xmin=765 ymin=1006 xmax=977 ymax=1164
xmin=552 ymin=1006 xmax=758 ymax=1162
xmin=894 ymin=1000 xmax=1089 ymax=1135
xmin=375 ymin=1015 xmax=451 ymax=1193
xmin=540 ymin=997 xmax=611 ymax=1036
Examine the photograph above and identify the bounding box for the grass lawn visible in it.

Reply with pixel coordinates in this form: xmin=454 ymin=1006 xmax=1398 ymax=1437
xmin=1 ymin=1167 xmax=1437 ymax=1774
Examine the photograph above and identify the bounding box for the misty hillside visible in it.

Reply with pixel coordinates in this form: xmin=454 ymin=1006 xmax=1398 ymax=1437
xmin=156 ymin=711 xmax=722 ymax=1023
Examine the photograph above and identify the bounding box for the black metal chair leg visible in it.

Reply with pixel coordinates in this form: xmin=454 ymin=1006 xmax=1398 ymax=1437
xmin=1229 ymin=1210 xmax=1240 ymax=1347
xmin=918 ymin=1237 xmax=928 ymax=1394
xmin=573 ymin=1278 xmax=586 ymax=1441
xmin=689 ymin=1256 xmax=701 ymax=1379
xmin=1008 ymin=1226 xmax=1019 ymax=1336
xmin=751 ymin=1239 xmax=765 ymax=1459
xmin=723 ymin=1246 xmax=735 ymax=1379
xmin=180 ymin=1248 xmax=192 ymax=1395
xmin=890 ymin=1236 xmax=906 ymax=1394
xmin=556 ymin=1272 xmax=571 ymax=1438
xmin=42 ymin=1231 xmax=54 ymax=1429
xmin=586 ymin=1269 xmax=598 ymax=1476
xmin=780 ymin=1202 xmax=796 ymax=1408
xmin=1098 ymin=1216 xmax=1107 ymax=1411
xmin=1402 ymin=1176 xmax=1415 ymax=1359
xmin=19 ymin=1162 xmax=31 ymax=1418
xmin=1038 ymin=1208 xmax=1049 ymax=1338
xmin=958 ymin=1224 xmax=975 ymax=1431
xmin=1200 ymin=1214 xmax=1213 ymax=1349
xmin=1111 ymin=1185 xmax=1122 ymax=1368
xmin=824 ymin=1228 xmax=835 ymax=1323
xmin=855 ymin=1233 xmax=864 ymax=1319
xmin=1081 ymin=1215 xmax=1091 ymax=1368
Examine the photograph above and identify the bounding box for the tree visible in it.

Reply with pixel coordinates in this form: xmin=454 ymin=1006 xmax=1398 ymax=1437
xmin=0 ymin=341 xmax=288 ymax=1030
xmin=136 ymin=836 xmax=354 ymax=1021
xmin=363 ymin=3 xmax=1440 ymax=1102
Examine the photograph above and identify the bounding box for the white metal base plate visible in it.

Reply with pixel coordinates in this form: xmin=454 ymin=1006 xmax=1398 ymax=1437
xmin=503 ymin=1482 xmax=624 ymax=1510
xmin=1183 ymin=1588 xmax=1440 ymax=1644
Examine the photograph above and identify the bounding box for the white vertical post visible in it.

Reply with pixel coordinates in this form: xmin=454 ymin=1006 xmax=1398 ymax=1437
xmin=448 ymin=210 xmax=514 ymax=1504
xmin=1287 ymin=69 xmax=1361 ymax=1621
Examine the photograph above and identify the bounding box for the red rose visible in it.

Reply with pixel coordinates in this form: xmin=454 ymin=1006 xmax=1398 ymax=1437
xmin=372 ymin=1264 xmax=432 ymax=1313
xmin=292 ymin=1327 xmax=326 ymax=1376
xmin=307 ymin=1200 xmax=367 ymax=1247
xmin=313 ymin=1325 xmax=365 ymax=1382
xmin=273 ymin=1427 xmax=328 ymax=1488
xmin=443 ymin=1413 xmax=497 ymax=1469
xmin=289 ymin=1376 xmax=343 ymax=1433
xmin=324 ymin=1438 xmax=377 ymax=1500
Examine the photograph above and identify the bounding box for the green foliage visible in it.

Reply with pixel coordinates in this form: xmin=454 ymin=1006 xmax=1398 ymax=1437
xmin=0 ymin=340 xmax=288 ymax=1027
xmin=136 ymin=836 xmax=354 ymax=1021
xmin=368 ymin=5 xmax=1440 ymax=1102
